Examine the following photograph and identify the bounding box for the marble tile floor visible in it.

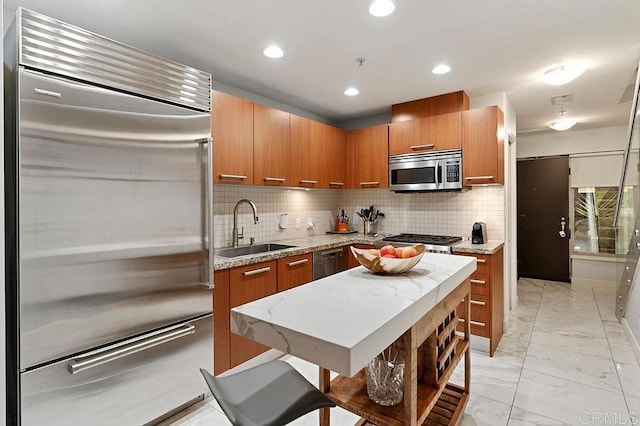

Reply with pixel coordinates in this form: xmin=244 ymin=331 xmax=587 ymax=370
xmin=161 ymin=278 xmax=639 ymax=426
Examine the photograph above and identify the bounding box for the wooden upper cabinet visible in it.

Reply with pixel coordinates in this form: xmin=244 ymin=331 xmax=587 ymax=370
xmin=277 ymin=253 xmax=313 ymax=292
xmin=462 ymin=106 xmax=504 ymax=185
xmin=391 ymin=91 xmax=469 ymax=122
xmin=290 ymin=114 xmax=323 ymax=188
xmin=254 ymin=103 xmax=290 ymax=187
xmin=346 ymin=124 xmax=389 ymax=189
xmin=321 ymin=124 xmax=346 ymax=189
xmin=388 ymin=111 xmax=462 ymax=155
xmin=212 ymin=90 xmax=254 ymax=185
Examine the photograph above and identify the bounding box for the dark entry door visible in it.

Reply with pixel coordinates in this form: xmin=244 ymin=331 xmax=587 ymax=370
xmin=517 ymin=157 xmax=570 ymax=282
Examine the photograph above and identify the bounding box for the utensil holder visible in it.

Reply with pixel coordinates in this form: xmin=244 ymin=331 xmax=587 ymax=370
xmin=365 ymin=352 xmax=404 ymax=406
xmin=363 ymin=221 xmax=373 ymax=235
xmin=337 ymin=222 xmax=349 ymax=232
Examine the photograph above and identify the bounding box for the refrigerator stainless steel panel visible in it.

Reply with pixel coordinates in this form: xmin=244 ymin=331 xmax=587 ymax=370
xmin=20 ymin=314 xmax=213 ymax=426
xmin=18 ymin=68 xmax=212 ymax=368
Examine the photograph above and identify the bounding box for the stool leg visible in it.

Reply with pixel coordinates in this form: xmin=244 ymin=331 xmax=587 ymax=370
xmin=319 ymin=367 xmax=331 ymax=426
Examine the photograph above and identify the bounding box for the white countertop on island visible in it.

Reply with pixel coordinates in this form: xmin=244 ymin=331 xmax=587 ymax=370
xmin=230 ymin=253 xmax=476 ymax=377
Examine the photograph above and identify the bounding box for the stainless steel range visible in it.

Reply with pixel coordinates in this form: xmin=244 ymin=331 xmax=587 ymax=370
xmin=382 ymin=233 xmax=462 ymax=253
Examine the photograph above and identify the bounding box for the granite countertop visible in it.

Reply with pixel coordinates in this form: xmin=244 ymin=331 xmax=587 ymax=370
xmin=230 ymin=252 xmax=476 ymax=377
xmin=213 ymin=234 xmax=505 ymax=270
xmin=213 ymin=233 xmax=383 ymax=270
xmin=452 ymin=240 xmax=504 ymax=255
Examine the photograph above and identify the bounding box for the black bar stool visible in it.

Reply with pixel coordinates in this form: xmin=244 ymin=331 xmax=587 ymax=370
xmin=200 ymin=360 xmax=335 ymax=426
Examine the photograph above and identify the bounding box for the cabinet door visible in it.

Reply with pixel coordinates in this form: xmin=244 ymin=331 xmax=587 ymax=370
xmin=254 ymin=103 xmax=291 ymax=187
xmin=321 ymin=124 xmax=347 ymax=189
xmin=290 ymin=115 xmax=322 ymax=188
xmin=212 ymin=90 xmax=254 ymax=185
xmin=346 ymin=125 xmax=389 ymax=189
xmin=229 ymin=261 xmax=277 ymax=367
xmin=391 ymin=91 xmax=470 ymax=122
xmin=213 ymin=269 xmax=230 ymax=374
xmin=388 ymin=112 xmax=461 ymax=155
xmin=462 ymin=106 xmax=504 ymax=185
xmin=277 ymin=253 xmax=313 ymax=292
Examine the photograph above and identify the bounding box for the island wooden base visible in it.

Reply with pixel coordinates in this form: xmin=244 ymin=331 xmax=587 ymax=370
xmin=320 ymin=278 xmax=471 ymax=426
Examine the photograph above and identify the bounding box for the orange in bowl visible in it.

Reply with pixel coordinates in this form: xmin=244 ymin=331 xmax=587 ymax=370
xmin=350 ymin=244 xmax=426 ymax=274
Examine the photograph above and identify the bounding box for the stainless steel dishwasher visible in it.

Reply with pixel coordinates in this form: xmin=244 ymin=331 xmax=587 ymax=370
xmin=313 ymin=246 xmax=349 ymax=280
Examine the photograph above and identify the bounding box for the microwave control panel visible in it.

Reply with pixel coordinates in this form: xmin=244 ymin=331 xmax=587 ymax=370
xmin=445 ymin=162 xmax=460 ymax=183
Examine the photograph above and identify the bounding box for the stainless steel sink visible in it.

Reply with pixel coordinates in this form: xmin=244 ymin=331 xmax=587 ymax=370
xmin=214 ymin=243 xmax=296 ymax=258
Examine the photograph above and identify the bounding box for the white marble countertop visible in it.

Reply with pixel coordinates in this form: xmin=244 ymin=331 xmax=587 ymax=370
xmin=230 ymin=253 xmax=476 ymax=377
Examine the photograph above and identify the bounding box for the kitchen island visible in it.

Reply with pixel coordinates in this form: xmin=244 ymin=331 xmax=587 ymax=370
xmin=231 ymin=252 xmax=476 ymax=425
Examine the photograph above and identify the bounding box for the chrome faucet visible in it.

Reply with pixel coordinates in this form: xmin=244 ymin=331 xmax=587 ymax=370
xmin=232 ymin=199 xmax=259 ymax=247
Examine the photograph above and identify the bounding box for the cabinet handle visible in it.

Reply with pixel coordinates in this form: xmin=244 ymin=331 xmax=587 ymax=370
xmin=288 ymin=258 xmax=309 ymax=267
xmin=470 ymin=279 xmax=486 ymax=284
xmin=457 ymin=318 xmax=486 ymax=327
xmin=299 ymin=179 xmax=318 ymax=184
xmin=476 ymin=259 xmax=486 ymax=264
xmin=264 ymin=177 xmax=286 ymax=182
xmin=470 ymin=300 xmax=486 ymax=306
xmin=243 ymin=266 xmax=271 ymax=276
xmin=220 ymin=174 xmax=247 ymax=180
xmin=464 ymin=176 xmax=494 ymax=180
xmin=360 ymin=181 xmax=379 ymax=186
xmin=410 ymin=144 xmax=435 ymax=150
xmin=329 ymin=181 xmax=345 ymax=186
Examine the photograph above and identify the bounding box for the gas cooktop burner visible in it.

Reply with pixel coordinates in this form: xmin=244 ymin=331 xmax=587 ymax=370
xmin=382 ymin=233 xmax=462 ymax=253
xmin=383 ymin=233 xmax=462 ymax=247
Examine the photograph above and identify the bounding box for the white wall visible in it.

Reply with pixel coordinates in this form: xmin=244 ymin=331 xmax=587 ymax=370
xmin=517 ymin=125 xmax=628 ymax=158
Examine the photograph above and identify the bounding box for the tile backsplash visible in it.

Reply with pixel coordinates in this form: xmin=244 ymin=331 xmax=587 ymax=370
xmin=213 ymin=184 xmax=504 ymax=248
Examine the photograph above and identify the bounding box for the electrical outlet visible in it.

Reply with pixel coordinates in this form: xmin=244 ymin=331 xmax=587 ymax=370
xmin=275 ymin=218 xmax=279 ymax=230
xmin=295 ymin=218 xmax=301 ymax=230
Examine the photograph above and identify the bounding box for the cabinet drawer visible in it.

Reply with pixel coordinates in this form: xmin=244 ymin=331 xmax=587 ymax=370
xmin=470 ymin=273 xmax=490 ymax=295
xmin=456 ymin=295 xmax=490 ymax=337
xmin=277 ymin=253 xmax=313 ymax=292
xmin=456 ymin=252 xmax=490 ymax=275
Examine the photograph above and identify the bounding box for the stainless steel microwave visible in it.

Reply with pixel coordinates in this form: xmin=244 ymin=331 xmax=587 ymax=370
xmin=389 ymin=149 xmax=462 ymax=192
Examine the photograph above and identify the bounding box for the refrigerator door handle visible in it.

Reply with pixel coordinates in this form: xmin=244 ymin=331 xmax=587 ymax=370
xmin=67 ymin=324 xmax=196 ymax=375
xmin=198 ymin=137 xmax=214 ymax=290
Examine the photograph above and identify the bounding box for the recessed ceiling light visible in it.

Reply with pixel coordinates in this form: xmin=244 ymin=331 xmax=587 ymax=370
xmin=542 ymin=64 xmax=585 ymax=85
xmin=263 ymin=45 xmax=284 ymax=59
xmin=368 ymin=0 xmax=396 ymax=17
xmin=549 ymin=119 xmax=577 ymax=131
xmin=344 ymin=87 xmax=360 ymax=96
xmin=432 ymin=64 xmax=451 ymax=75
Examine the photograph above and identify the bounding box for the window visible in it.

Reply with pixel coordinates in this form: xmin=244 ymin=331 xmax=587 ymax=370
xmin=573 ymin=186 xmax=634 ymax=254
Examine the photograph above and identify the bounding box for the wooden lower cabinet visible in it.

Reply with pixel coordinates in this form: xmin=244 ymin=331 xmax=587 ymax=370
xmin=348 ymin=244 xmax=375 ymax=269
xmin=454 ymin=248 xmax=504 ymax=356
xmin=214 ymin=254 xmax=314 ymax=373
xmin=277 ymin=253 xmax=313 ymax=291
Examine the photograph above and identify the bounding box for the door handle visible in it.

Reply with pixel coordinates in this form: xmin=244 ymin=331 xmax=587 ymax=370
xmin=198 ymin=137 xmax=214 ymax=290
xmin=67 ymin=323 xmax=196 ymax=374
xmin=559 ymin=216 xmax=567 ymax=238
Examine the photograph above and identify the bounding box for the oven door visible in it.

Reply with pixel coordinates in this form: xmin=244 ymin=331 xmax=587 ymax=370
xmin=389 ymin=155 xmax=440 ymax=191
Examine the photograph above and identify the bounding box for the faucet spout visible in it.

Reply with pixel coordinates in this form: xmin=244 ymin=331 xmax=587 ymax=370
xmin=232 ymin=199 xmax=259 ymax=247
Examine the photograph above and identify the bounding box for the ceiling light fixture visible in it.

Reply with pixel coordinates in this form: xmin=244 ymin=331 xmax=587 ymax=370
xmin=263 ymin=45 xmax=284 ymax=59
xmin=344 ymin=87 xmax=360 ymax=96
xmin=432 ymin=64 xmax=451 ymax=75
xmin=368 ymin=0 xmax=396 ymax=17
xmin=542 ymin=64 xmax=585 ymax=85
xmin=550 ymin=119 xmax=576 ymax=131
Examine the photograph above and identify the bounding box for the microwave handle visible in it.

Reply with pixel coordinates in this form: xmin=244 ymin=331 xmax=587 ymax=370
xmin=435 ymin=159 xmax=440 ymax=188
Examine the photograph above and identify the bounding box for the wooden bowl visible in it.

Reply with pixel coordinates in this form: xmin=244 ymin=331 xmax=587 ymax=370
xmin=349 ymin=244 xmax=426 ymax=274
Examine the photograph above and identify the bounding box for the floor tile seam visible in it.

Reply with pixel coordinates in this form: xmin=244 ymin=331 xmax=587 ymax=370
xmin=524 ymin=339 xmax=615 ymax=363
xmin=519 ymin=365 xmax=626 ymax=397
xmin=507 ymin=405 xmax=571 ymax=426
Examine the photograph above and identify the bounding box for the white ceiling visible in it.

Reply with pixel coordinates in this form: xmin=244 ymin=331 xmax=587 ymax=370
xmin=4 ymin=0 xmax=640 ymax=135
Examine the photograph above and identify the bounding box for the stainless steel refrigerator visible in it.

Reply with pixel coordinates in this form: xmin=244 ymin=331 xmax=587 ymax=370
xmin=4 ymin=9 xmax=214 ymax=425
